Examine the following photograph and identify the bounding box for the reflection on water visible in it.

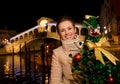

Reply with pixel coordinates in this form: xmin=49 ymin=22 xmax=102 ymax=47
xmin=0 ymin=53 xmax=45 ymax=84
xmin=0 ymin=55 xmax=25 ymax=75
xmin=4 ymin=61 xmax=10 ymax=74
xmin=0 ymin=53 xmax=42 ymax=77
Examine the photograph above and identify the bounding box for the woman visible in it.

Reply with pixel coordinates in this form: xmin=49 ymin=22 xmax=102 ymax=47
xmin=50 ymin=16 xmax=85 ymax=84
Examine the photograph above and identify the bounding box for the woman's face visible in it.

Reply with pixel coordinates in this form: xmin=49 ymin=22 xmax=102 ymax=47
xmin=58 ymin=21 xmax=76 ymax=40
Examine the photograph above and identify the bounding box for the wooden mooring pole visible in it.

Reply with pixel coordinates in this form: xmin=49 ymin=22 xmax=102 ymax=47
xmin=19 ymin=44 xmax=22 ymax=76
xmin=41 ymin=44 xmax=46 ymax=84
xmin=12 ymin=46 xmax=14 ymax=77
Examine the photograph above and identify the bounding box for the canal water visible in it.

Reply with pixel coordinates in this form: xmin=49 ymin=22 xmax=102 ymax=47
xmin=0 ymin=54 xmax=24 ymax=76
xmin=0 ymin=53 xmax=45 ymax=84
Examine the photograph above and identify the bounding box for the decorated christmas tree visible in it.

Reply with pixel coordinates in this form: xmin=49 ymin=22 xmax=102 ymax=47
xmin=71 ymin=15 xmax=120 ymax=84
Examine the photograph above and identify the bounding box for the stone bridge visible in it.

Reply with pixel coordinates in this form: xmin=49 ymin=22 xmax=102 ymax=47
xmin=3 ymin=17 xmax=85 ymax=53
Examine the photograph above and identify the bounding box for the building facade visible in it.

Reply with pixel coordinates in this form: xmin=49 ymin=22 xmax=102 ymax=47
xmin=100 ymin=0 xmax=120 ymax=39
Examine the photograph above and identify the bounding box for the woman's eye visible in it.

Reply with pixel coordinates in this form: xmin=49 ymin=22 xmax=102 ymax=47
xmin=60 ymin=29 xmax=65 ymax=32
xmin=68 ymin=27 xmax=72 ymax=30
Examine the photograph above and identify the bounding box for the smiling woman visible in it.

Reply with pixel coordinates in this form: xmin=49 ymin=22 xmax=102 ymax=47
xmin=50 ymin=16 xmax=85 ymax=84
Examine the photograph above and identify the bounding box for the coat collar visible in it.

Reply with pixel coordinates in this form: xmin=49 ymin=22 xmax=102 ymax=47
xmin=61 ymin=35 xmax=84 ymax=51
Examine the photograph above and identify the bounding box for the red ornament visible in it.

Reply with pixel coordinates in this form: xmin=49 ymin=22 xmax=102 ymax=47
xmin=107 ymin=76 xmax=114 ymax=84
xmin=108 ymin=76 xmax=114 ymax=82
xmin=74 ymin=53 xmax=81 ymax=62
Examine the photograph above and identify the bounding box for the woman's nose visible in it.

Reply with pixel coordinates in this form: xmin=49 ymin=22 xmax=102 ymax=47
xmin=65 ymin=30 xmax=69 ymax=35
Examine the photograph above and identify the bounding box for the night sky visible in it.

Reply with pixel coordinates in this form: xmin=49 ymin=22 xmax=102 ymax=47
xmin=0 ymin=0 xmax=103 ymax=33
